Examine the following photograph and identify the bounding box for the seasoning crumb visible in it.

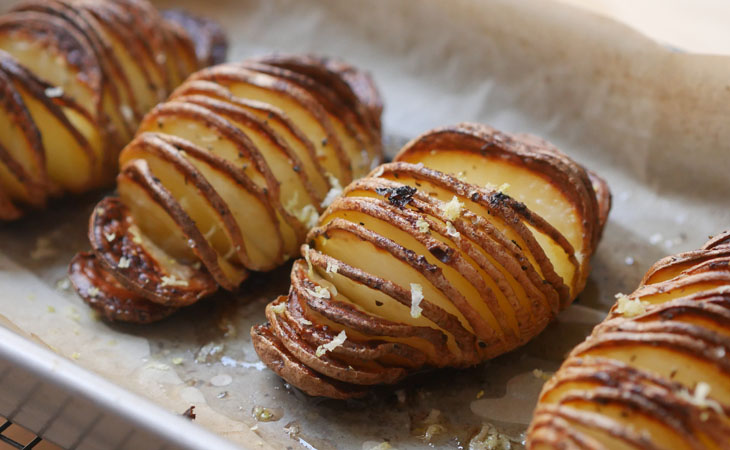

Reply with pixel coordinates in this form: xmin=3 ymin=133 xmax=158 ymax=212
xmin=161 ymin=275 xmax=188 ymax=288
xmin=326 ymin=260 xmax=339 ymax=274
xmin=270 ymin=303 xmax=286 ymax=315
xmin=476 ymin=390 xmax=485 ymax=399
xmin=172 ymin=357 xmax=184 ymax=365
xmin=306 ymin=285 xmax=331 ymax=299
xmin=55 ymin=278 xmax=71 ymax=291
xmin=445 ymin=221 xmax=460 ymax=237
xmin=615 ymin=294 xmax=649 ymax=317
xmin=44 ymin=86 xmax=64 ymax=98
xmin=47 ymin=305 xmax=55 ymax=313
xmin=252 ymin=405 xmax=277 ymax=422
xmin=117 ymin=256 xmax=131 ymax=269
xmin=410 ymin=283 xmax=423 ymax=318
xmin=321 ymin=173 xmax=343 ymax=207
xmin=532 ymin=368 xmax=552 ymax=381
xmin=416 ymin=217 xmax=430 ymax=234
xmin=70 ymin=352 xmax=80 ymax=360
xmin=440 ymin=196 xmax=464 ymax=221
xmin=315 ymin=330 xmax=347 ymax=357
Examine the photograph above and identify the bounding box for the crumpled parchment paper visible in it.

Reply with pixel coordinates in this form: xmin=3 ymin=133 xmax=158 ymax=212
xmin=1 ymin=0 xmax=729 ymax=448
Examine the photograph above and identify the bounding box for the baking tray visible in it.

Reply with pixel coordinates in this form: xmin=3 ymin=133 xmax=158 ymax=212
xmin=1 ymin=0 xmax=729 ymax=449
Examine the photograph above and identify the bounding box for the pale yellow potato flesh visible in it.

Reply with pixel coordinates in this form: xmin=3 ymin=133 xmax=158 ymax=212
xmin=401 ymin=150 xmax=585 ymax=261
xmin=181 ymin=152 xmax=283 ymax=270
xmin=529 ymin=232 xmax=730 ymax=449
xmin=137 ymin=114 xmax=267 ymax=188
xmin=0 ymin=34 xmax=97 ymax=116
xmin=16 ymin=85 xmax=94 ymax=192
xmin=221 ymin=80 xmax=344 ymax=181
xmin=312 ymin=230 xmax=474 ymax=335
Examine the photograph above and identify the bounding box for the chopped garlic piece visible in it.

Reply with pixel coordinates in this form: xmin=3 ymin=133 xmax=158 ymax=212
xmin=315 ymin=330 xmax=347 ymax=357
xmin=44 ymin=86 xmax=64 ymax=98
xmin=321 ymin=173 xmax=343 ymax=207
xmin=306 ymin=286 xmax=331 ymax=299
xmin=416 ymin=217 xmax=430 ymax=233
xmin=326 ymin=260 xmax=339 ymax=274
xmin=446 ymin=221 xmax=460 ymax=237
xmin=171 ymin=357 xmax=184 ymax=365
xmin=88 ymin=287 xmax=100 ymax=297
xmin=297 ymin=204 xmax=320 ymax=228
xmin=303 ymin=245 xmax=314 ymax=276
xmin=410 ymin=283 xmax=423 ymax=318
xmin=615 ymin=294 xmax=648 ymax=317
xmin=677 ymin=382 xmax=724 ymax=413
xmin=120 ymin=104 xmax=134 ymax=122
xmin=297 ymin=317 xmax=312 ymax=326
xmin=104 ymin=232 xmax=116 ymax=242
xmin=117 ymin=256 xmax=131 ymax=269
xmin=497 ymin=183 xmax=510 ymax=193
xmin=70 ymin=352 xmax=80 ymax=360
xmin=270 ymin=303 xmax=286 ymax=315
xmin=161 ymin=275 xmax=188 ymax=288
xmin=469 ymin=423 xmax=514 ymax=450
xmin=532 ymin=368 xmax=552 ymax=381
xmin=440 ymin=196 xmax=464 ymax=221
xmin=129 ymin=227 xmax=143 ymax=244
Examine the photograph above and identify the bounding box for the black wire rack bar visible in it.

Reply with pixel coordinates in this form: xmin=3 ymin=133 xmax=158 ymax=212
xmin=0 ymin=419 xmax=42 ymax=450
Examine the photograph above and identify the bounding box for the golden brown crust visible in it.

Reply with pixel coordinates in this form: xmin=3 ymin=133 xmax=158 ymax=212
xmin=527 ymin=232 xmax=730 ymax=449
xmin=255 ymin=123 xmax=609 ymax=398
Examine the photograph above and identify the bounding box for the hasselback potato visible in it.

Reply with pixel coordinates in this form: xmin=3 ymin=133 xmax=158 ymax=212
xmin=0 ymin=0 xmax=226 ymax=220
xmin=69 ymin=55 xmax=383 ymax=323
xmin=528 ymin=231 xmax=730 ymax=450
xmin=251 ymin=123 xmax=611 ymax=399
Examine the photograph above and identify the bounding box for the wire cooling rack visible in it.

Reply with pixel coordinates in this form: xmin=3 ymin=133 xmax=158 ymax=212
xmin=0 ymin=418 xmax=46 ymax=450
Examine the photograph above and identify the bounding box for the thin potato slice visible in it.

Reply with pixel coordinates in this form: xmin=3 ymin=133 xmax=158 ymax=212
xmin=528 ymin=233 xmax=730 ymax=449
xmin=254 ymin=123 xmax=609 ymax=398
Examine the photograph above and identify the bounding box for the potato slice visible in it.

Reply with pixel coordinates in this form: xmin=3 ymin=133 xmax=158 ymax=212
xmin=255 ymin=123 xmax=609 ymax=398
xmin=528 ymin=234 xmax=730 ymax=449
xmin=190 ymin=65 xmax=353 ymax=184
xmin=0 ymin=53 xmax=97 ymax=193
xmin=169 ymin=80 xmax=330 ymax=198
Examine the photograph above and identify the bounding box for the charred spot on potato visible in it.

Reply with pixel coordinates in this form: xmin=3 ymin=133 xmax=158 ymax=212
xmin=375 ymin=185 xmax=417 ymax=208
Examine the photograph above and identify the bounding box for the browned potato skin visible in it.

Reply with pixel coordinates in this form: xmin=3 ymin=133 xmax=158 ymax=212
xmin=70 ymin=56 xmax=383 ymax=323
xmin=527 ymin=232 xmax=730 ymax=450
xmin=0 ymin=0 xmax=226 ymax=220
xmin=252 ymin=123 xmax=610 ymax=399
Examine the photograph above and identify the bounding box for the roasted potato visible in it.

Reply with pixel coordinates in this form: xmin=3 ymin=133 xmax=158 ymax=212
xmin=527 ymin=231 xmax=730 ymax=450
xmin=0 ymin=0 xmax=226 ymax=219
xmin=251 ymin=123 xmax=611 ymax=399
xmin=69 ymin=55 xmax=384 ymax=323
